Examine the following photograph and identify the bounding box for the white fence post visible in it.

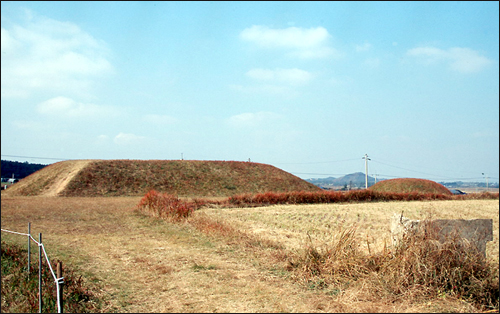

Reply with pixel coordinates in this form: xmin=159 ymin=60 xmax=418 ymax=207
xmin=57 ymin=262 xmax=64 ymax=313
xmin=39 ymin=233 xmax=42 ymax=313
xmin=28 ymin=222 xmax=31 ymax=279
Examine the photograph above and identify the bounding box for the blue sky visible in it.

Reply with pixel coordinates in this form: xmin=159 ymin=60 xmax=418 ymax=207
xmin=1 ymin=1 xmax=499 ymax=183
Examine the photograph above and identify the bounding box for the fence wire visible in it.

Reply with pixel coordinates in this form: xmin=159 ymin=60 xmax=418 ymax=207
xmin=2 ymin=226 xmax=64 ymax=313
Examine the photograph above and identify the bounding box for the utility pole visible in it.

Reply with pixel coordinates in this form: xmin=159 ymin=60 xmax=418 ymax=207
xmin=362 ymin=154 xmax=370 ymax=189
xmin=482 ymin=173 xmax=489 ymax=191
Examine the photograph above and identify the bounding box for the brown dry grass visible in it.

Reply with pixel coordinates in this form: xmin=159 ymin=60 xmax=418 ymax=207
xmin=2 ymin=159 xmax=320 ymax=197
xmin=369 ymin=178 xmax=453 ymax=195
xmin=1 ymin=195 xmax=498 ymax=312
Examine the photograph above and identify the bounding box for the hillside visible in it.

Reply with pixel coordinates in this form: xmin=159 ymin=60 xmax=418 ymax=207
xmin=2 ymin=159 xmax=321 ymax=197
xmin=369 ymin=178 xmax=453 ymax=195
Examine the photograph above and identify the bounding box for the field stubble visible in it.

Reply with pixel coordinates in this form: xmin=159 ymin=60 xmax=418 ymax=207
xmin=1 ymin=196 xmax=498 ymax=312
xmin=201 ymin=200 xmax=499 ymax=261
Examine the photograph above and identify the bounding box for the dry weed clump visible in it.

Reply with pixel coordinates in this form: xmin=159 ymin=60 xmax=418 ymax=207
xmin=137 ymin=190 xmax=194 ymax=220
xmin=381 ymin=220 xmax=499 ymax=308
xmin=300 ymin=225 xmax=369 ymax=285
xmin=288 ymin=219 xmax=499 ymax=311
xmin=188 ymin=212 xmax=240 ymax=238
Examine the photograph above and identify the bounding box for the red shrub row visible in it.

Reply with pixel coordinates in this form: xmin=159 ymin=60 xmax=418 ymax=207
xmin=137 ymin=190 xmax=194 ymax=220
xmin=137 ymin=190 xmax=499 ymax=219
xmin=227 ymin=190 xmax=456 ymax=206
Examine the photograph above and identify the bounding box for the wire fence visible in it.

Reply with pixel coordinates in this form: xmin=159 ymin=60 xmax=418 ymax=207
xmin=1 ymin=223 xmax=64 ymax=313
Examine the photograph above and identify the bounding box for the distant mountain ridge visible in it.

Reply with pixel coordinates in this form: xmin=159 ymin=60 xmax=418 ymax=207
xmin=307 ymin=173 xmax=500 ymax=190
xmin=306 ymin=172 xmax=386 ymax=188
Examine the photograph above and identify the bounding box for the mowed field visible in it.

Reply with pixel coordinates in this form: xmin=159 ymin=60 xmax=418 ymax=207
xmin=1 ymin=195 xmax=499 ymax=312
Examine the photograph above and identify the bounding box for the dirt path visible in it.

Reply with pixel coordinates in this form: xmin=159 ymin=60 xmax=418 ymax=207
xmin=0 ymin=197 xmax=351 ymax=312
xmin=42 ymin=160 xmax=92 ymax=197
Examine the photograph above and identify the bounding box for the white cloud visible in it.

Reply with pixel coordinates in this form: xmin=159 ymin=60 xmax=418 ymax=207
xmin=246 ymin=68 xmax=313 ymax=86
xmin=240 ymin=25 xmax=339 ymax=59
xmin=1 ymin=11 xmax=113 ymax=99
xmin=227 ymin=112 xmax=281 ymax=128
xmin=447 ymin=47 xmax=493 ymax=73
xmin=37 ymin=96 xmax=118 ymax=118
xmin=240 ymin=25 xmax=329 ymax=48
xmin=407 ymin=46 xmax=448 ymax=61
xmin=1 ymin=27 xmax=20 ymax=55
xmin=407 ymin=46 xmax=492 ymax=73
xmin=113 ymin=132 xmax=146 ymax=145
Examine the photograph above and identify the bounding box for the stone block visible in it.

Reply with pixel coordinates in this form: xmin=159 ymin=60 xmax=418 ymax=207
xmin=390 ymin=213 xmax=493 ymax=256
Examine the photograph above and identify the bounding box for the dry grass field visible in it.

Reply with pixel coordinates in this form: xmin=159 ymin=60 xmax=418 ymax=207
xmin=200 ymin=199 xmax=499 ymax=260
xmin=1 ymin=195 xmax=498 ymax=312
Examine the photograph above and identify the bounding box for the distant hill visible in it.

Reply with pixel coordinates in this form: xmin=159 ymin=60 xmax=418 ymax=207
xmin=307 ymin=173 xmax=499 ymax=190
xmin=1 ymin=160 xmax=48 ymax=180
xmin=3 ymin=159 xmax=321 ymax=197
xmin=307 ymin=172 xmax=386 ymax=189
xmin=369 ymin=178 xmax=452 ymax=195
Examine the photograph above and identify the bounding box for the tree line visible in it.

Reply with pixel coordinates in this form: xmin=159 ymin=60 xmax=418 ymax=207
xmin=1 ymin=160 xmax=48 ymax=180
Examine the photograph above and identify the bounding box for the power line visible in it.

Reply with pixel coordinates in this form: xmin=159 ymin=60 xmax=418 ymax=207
xmin=372 ymin=157 xmax=491 ymax=179
xmin=292 ymin=172 xmax=352 ymax=176
xmin=281 ymin=157 xmax=490 ymax=181
xmin=2 ymin=154 xmax=497 ymax=181
xmin=370 ymin=159 xmax=464 ymax=180
xmin=274 ymin=158 xmax=360 ymax=165
xmin=1 ymin=155 xmax=70 ymax=161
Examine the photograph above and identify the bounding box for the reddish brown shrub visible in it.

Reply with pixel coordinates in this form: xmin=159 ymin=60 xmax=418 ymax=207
xmin=137 ymin=190 xmax=194 ymax=220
